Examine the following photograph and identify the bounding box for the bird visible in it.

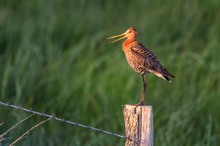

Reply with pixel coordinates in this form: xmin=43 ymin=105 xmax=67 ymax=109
xmin=106 ymin=27 xmax=175 ymax=105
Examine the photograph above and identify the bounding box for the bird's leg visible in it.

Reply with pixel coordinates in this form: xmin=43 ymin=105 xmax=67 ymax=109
xmin=136 ymin=74 xmax=146 ymax=106
xmin=140 ymin=74 xmax=147 ymax=104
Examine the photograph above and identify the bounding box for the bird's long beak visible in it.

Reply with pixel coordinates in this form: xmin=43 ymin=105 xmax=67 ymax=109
xmin=106 ymin=32 xmax=127 ymax=44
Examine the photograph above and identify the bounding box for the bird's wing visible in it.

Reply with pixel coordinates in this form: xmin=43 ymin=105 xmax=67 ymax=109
xmin=131 ymin=43 xmax=175 ymax=80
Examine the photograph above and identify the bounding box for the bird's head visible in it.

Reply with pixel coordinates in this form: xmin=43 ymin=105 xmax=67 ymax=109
xmin=106 ymin=27 xmax=138 ymax=44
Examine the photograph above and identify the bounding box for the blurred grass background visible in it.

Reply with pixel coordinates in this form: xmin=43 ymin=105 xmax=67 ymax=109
xmin=0 ymin=0 xmax=219 ymax=145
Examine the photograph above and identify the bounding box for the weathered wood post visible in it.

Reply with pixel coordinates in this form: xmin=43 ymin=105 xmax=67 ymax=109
xmin=123 ymin=105 xmax=153 ymax=146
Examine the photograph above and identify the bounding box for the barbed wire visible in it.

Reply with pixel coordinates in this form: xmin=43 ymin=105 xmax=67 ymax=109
xmin=0 ymin=101 xmax=126 ymax=140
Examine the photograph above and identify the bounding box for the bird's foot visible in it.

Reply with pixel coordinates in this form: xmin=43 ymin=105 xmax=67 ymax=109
xmin=134 ymin=101 xmax=145 ymax=107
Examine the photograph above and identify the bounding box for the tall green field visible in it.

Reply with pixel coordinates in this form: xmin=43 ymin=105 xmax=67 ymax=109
xmin=0 ymin=0 xmax=219 ymax=145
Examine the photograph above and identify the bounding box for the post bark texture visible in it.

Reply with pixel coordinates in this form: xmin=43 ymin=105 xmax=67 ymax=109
xmin=123 ymin=105 xmax=153 ymax=146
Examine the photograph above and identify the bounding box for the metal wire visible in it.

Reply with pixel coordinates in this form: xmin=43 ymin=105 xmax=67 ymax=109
xmin=0 ymin=101 xmax=126 ymax=139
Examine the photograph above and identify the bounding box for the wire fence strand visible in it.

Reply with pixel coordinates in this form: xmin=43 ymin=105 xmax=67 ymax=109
xmin=0 ymin=101 xmax=126 ymax=139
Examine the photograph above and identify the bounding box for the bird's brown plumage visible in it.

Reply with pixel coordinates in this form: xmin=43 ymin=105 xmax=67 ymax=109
xmin=106 ymin=27 xmax=175 ymax=105
xmin=124 ymin=42 xmax=175 ymax=82
xmin=120 ymin=28 xmax=174 ymax=82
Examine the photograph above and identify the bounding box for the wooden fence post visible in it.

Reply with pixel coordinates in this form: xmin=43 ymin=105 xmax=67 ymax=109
xmin=123 ymin=105 xmax=153 ymax=146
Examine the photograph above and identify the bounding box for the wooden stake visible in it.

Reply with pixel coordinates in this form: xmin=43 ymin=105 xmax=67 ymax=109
xmin=123 ymin=105 xmax=153 ymax=146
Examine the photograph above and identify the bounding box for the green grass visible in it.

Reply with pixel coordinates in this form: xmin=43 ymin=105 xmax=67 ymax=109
xmin=0 ymin=0 xmax=219 ymax=145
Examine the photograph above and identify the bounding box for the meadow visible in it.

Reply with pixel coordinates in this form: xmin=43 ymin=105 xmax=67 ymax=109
xmin=0 ymin=0 xmax=219 ymax=145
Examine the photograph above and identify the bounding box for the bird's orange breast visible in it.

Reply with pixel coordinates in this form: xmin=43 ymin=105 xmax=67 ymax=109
xmin=122 ymin=39 xmax=138 ymax=53
xmin=122 ymin=40 xmax=147 ymax=74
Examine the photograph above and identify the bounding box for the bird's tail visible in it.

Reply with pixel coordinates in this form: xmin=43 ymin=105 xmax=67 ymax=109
xmin=160 ymin=66 xmax=175 ymax=82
